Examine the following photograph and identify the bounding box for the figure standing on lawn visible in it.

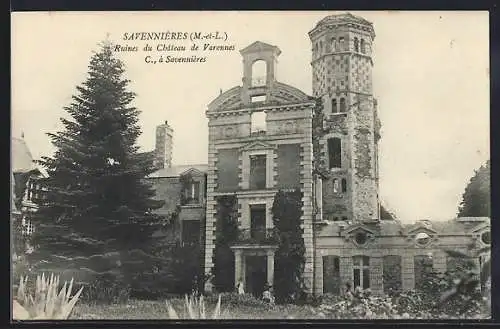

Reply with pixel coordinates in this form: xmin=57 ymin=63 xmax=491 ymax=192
xmin=262 ymin=284 xmax=275 ymax=305
xmin=236 ymin=281 xmax=245 ymax=295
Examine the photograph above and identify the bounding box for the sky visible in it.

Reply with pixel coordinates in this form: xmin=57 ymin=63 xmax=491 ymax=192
xmin=11 ymin=11 xmax=490 ymax=223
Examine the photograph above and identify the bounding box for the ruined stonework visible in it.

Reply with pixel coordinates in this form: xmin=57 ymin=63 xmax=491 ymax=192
xmin=309 ymin=12 xmax=379 ymax=223
xmin=155 ymin=121 xmax=173 ymax=169
xmin=204 ymin=41 xmax=315 ymax=294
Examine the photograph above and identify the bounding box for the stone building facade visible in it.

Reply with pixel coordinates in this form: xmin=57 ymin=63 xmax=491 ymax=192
xmin=149 ymin=121 xmax=207 ymax=247
xmin=198 ymin=12 xmax=490 ymax=297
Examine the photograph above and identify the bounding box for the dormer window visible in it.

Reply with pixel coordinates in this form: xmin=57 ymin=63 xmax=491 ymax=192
xmin=184 ymin=181 xmax=200 ymax=204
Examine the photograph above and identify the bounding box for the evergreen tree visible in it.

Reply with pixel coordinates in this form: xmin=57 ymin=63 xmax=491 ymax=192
xmin=458 ymin=160 xmax=490 ymax=217
xmin=31 ymin=41 xmax=164 ymax=281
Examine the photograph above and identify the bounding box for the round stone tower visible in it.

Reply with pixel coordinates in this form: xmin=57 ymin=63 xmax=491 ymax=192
xmin=309 ymin=13 xmax=381 ymax=223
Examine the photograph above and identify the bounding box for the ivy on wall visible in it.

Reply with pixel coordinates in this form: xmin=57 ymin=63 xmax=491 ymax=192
xmin=272 ymin=189 xmax=305 ymax=303
xmin=212 ymin=194 xmax=239 ymax=292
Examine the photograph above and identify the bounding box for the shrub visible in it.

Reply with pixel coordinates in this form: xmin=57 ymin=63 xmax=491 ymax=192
xmin=166 ymin=294 xmax=222 ymax=319
xmin=13 ymin=273 xmax=84 ymax=320
xmin=212 ymin=292 xmax=270 ymax=308
xmin=79 ymin=275 xmax=130 ymax=305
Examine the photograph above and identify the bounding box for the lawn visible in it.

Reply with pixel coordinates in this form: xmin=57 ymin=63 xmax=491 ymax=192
xmin=70 ymin=298 xmax=320 ymax=320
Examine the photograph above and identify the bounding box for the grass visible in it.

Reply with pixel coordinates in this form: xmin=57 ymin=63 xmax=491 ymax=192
xmin=70 ymin=298 xmax=320 ymax=320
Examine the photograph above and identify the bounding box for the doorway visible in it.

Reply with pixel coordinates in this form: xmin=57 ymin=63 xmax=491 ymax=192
xmin=245 ymin=255 xmax=267 ymax=297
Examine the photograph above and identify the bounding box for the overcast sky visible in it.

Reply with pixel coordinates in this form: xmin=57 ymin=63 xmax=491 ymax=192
xmin=11 ymin=11 xmax=489 ymax=223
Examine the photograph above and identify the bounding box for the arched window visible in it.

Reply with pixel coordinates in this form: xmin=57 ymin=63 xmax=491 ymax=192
xmin=341 ymin=178 xmax=347 ymax=192
xmin=354 ymin=37 xmax=359 ymax=52
xmin=353 ymin=256 xmax=370 ymax=289
xmin=331 ymin=38 xmax=337 ymax=52
xmin=251 ymin=60 xmax=267 ymax=87
xmin=319 ymin=40 xmax=323 ymax=53
xmin=331 ymin=98 xmax=338 ymax=113
xmin=328 ymin=138 xmax=342 ymax=169
xmin=339 ymin=98 xmax=346 ymax=112
xmin=360 ymin=39 xmax=366 ymax=54
xmin=339 ymin=37 xmax=345 ymax=51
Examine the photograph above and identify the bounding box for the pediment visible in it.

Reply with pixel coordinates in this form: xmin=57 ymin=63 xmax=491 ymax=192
xmin=180 ymin=168 xmax=205 ymax=177
xmin=343 ymin=223 xmax=376 ymax=236
xmin=239 ymin=41 xmax=281 ymax=55
xmin=240 ymin=141 xmax=276 ymax=152
xmin=470 ymin=221 xmax=490 ymax=234
xmin=407 ymin=224 xmax=438 ymax=235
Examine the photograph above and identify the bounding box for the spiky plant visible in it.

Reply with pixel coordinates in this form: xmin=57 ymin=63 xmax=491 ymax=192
xmin=13 ymin=273 xmax=84 ymax=320
xmin=165 ymin=294 xmax=222 ymax=319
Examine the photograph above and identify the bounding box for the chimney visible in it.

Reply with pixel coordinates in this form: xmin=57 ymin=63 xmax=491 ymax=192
xmin=155 ymin=121 xmax=173 ymax=169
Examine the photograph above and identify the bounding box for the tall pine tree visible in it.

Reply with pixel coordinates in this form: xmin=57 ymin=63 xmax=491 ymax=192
xmin=31 ymin=41 xmax=164 ymax=280
xmin=458 ymin=160 xmax=490 ymax=218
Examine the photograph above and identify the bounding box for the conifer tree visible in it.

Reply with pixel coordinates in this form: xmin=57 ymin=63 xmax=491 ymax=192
xmin=458 ymin=160 xmax=490 ymax=218
xmin=31 ymin=41 xmax=164 ymax=277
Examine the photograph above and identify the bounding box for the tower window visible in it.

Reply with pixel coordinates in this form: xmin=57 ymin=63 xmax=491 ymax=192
xmin=360 ymin=39 xmax=366 ymax=54
xmin=328 ymin=137 xmax=342 ymax=169
xmin=333 ymin=178 xmax=340 ymax=193
xmin=341 ymin=178 xmax=347 ymax=193
xmin=354 ymin=38 xmax=359 ymax=52
xmin=340 ymin=98 xmax=346 ymax=112
xmin=339 ymin=37 xmax=345 ymax=51
xmin=331 ymin=38 xmax=336 ymax=52
xmin=331 ymin=98 xmax=338 ymax=113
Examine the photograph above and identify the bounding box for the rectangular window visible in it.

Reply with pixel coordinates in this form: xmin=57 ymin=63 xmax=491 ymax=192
xmin=323 ymin=255 xmax=341 ymax=294
xmin=353 ymin=256 xmax=370 ymax=289
xmin=183 ymin=181 xmax=200 ymax=204
xmin=217 ymin=149 xmax=239 ymax=191
xmin=328 ymin=138 xmax=342 ymax=169
xmin=181 ymin=220 xmax=200 ymax=246
xmin=250 ymin=205 xmax=266 ymax=241
xmin=249 ymin=154 xmax=267 ymax=189
xmin=251 ymin=111 xmax=267 ymax=133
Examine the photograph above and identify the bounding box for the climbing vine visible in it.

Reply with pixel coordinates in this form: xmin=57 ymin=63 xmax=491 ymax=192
xmin=272 ymin=189 xmax=305 ymax=303
xmin=311 ymin=96 xmax=329 ymax=180
xmin=212 ymin=194 xmax=239 ymax=292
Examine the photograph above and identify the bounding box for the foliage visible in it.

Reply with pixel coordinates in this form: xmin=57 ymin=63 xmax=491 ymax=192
xmin=79 ymin=275 xmax=130 ymax=305
xmin=382 ymin=255 xmax=402 ymax=295
xmin=13 ymin=273 xmax=84 ymax=320
xmin=212 ymin=195 xmax=239 ymax=292
xmin=165 ymin=294 xmax=222 ymax=319
xmin=211 ymin=292 xmax=270 ymax=308
xmin=311 ymin=97 xmax=329 ymax=179
xmin=131 ymin=242 xmax=202 ymax=299
xmin=30 ymin=40 xmax=164 ymax=288
xmin=458 ymin=160 xmax=490 ymax=217
xmin=380 ymin=204 xmax=397 ymax=220
xmin=272 ymin=189 xmax=305 ymax=304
